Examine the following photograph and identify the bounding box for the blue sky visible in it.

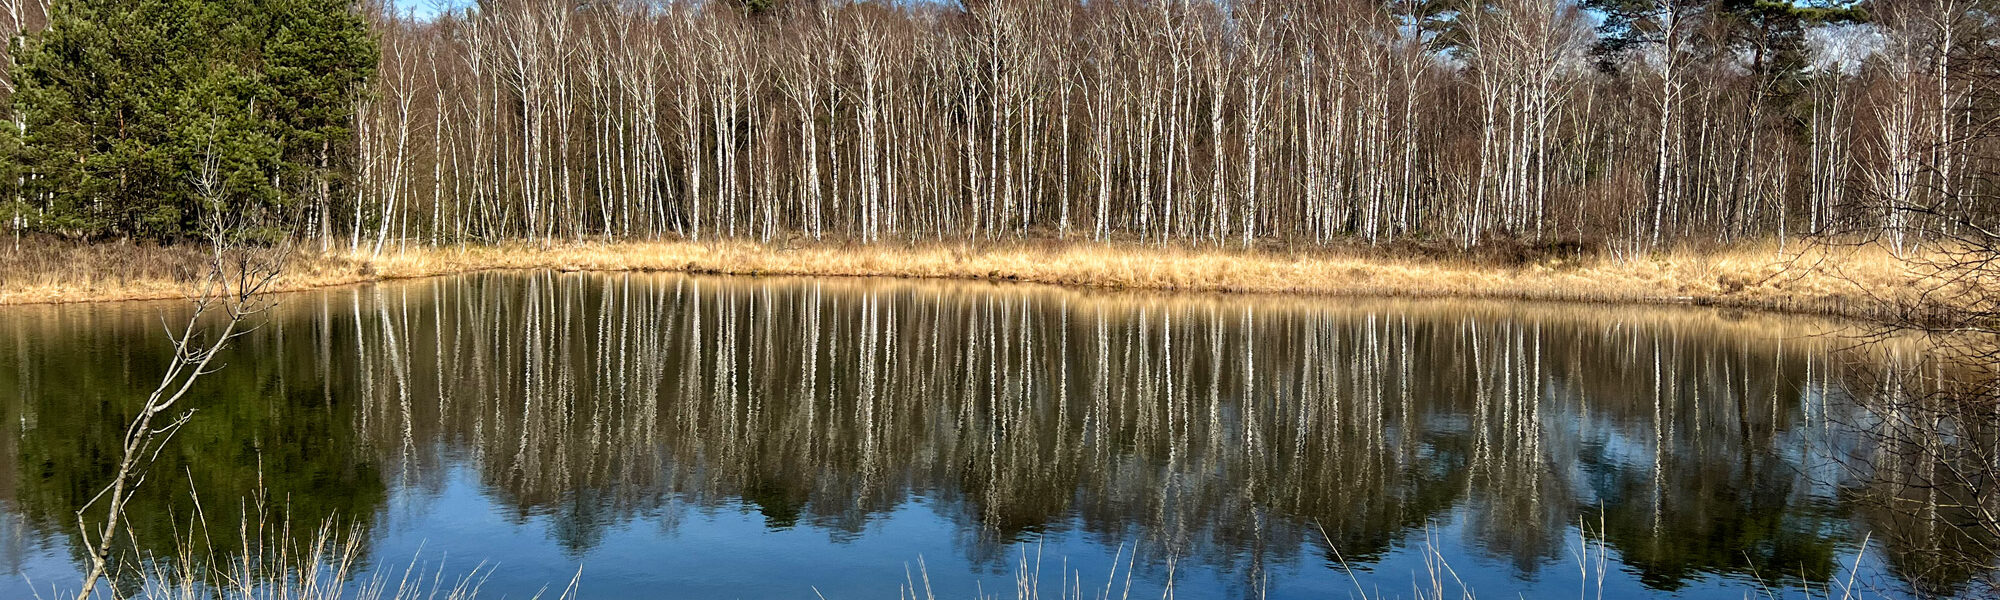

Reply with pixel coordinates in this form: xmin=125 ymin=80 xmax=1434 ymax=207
xmin=391 ymin=0 xmax=442 ymax=19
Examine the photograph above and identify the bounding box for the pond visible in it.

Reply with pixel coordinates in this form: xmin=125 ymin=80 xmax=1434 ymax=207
xmin=0 ymin=271 xmax=1981 ymax=599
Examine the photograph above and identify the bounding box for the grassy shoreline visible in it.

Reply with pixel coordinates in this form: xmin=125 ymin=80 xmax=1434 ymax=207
xmin=0 ymin=238 xmax=1935 ymax=319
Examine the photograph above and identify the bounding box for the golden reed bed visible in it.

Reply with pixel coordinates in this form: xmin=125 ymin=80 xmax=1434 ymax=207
xmin=0 ymin=237 xmax=1941 ymax=320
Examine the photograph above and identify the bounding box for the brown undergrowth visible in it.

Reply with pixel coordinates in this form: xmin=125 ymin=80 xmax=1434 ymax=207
xmin=0 ymin=236 xmax=1944 ymax=320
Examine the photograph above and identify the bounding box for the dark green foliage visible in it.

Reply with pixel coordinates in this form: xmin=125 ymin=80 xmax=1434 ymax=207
xmin=6 ymin=0 xmax=374 ymax=242
xmin=1583 ymin=0 xmax=1865 ymax=70
xmin=265 ymin=0 xmax=378 ymax=241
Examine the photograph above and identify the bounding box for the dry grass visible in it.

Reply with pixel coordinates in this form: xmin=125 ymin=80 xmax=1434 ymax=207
xmin=0 ymin=236 xmax=1945 ymax=319
xmin=38 ymin=499 xmax=580 ymax=600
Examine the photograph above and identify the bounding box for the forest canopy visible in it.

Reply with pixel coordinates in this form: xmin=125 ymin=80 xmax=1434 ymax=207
xmin=1 ymin=0 xmax=374 ymax=241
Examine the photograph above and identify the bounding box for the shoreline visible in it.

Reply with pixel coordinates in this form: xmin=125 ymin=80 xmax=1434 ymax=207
xmin=0 ymin=239 xmax=1929 ymax=320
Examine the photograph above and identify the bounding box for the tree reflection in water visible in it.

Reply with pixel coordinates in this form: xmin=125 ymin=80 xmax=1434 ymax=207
xmin=0 ymin=271 xmax=1986 ymax=598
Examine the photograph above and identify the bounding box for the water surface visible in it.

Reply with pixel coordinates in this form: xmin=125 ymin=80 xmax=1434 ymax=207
xmin=0 ymin=272 xmax=1973 ymax=598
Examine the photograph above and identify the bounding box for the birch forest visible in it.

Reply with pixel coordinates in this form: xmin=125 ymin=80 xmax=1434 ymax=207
xmin=4 ymin=0 xmax=1997 ymax=253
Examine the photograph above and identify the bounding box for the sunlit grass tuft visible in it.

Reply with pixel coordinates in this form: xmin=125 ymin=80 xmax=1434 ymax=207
xmin=35 ymin=496 xmax=580 ymax=600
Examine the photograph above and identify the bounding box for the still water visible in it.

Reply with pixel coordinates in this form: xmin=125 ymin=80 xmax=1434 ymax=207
xmin=0 ymin=272 xmax=1974 ymax=598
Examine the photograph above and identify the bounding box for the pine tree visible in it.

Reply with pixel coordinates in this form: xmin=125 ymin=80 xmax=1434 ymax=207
xmin=265 ymin=0 xmax=376 ymax=242
xmin=6 ymin=0 xmax=373 ymax=241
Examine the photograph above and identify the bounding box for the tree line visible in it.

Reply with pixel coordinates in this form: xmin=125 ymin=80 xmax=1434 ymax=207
xmin=2 ymin=0 xmax=1997 ymax=254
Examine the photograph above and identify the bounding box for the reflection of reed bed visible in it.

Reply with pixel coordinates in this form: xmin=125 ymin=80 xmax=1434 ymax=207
xmin=646 ymin=270 xmax=1911 ymax=354
xmin=308 ymin=271 xmax=1918 ymax=591
xmin=0 ymin=238 xmax=1948 ymax=324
